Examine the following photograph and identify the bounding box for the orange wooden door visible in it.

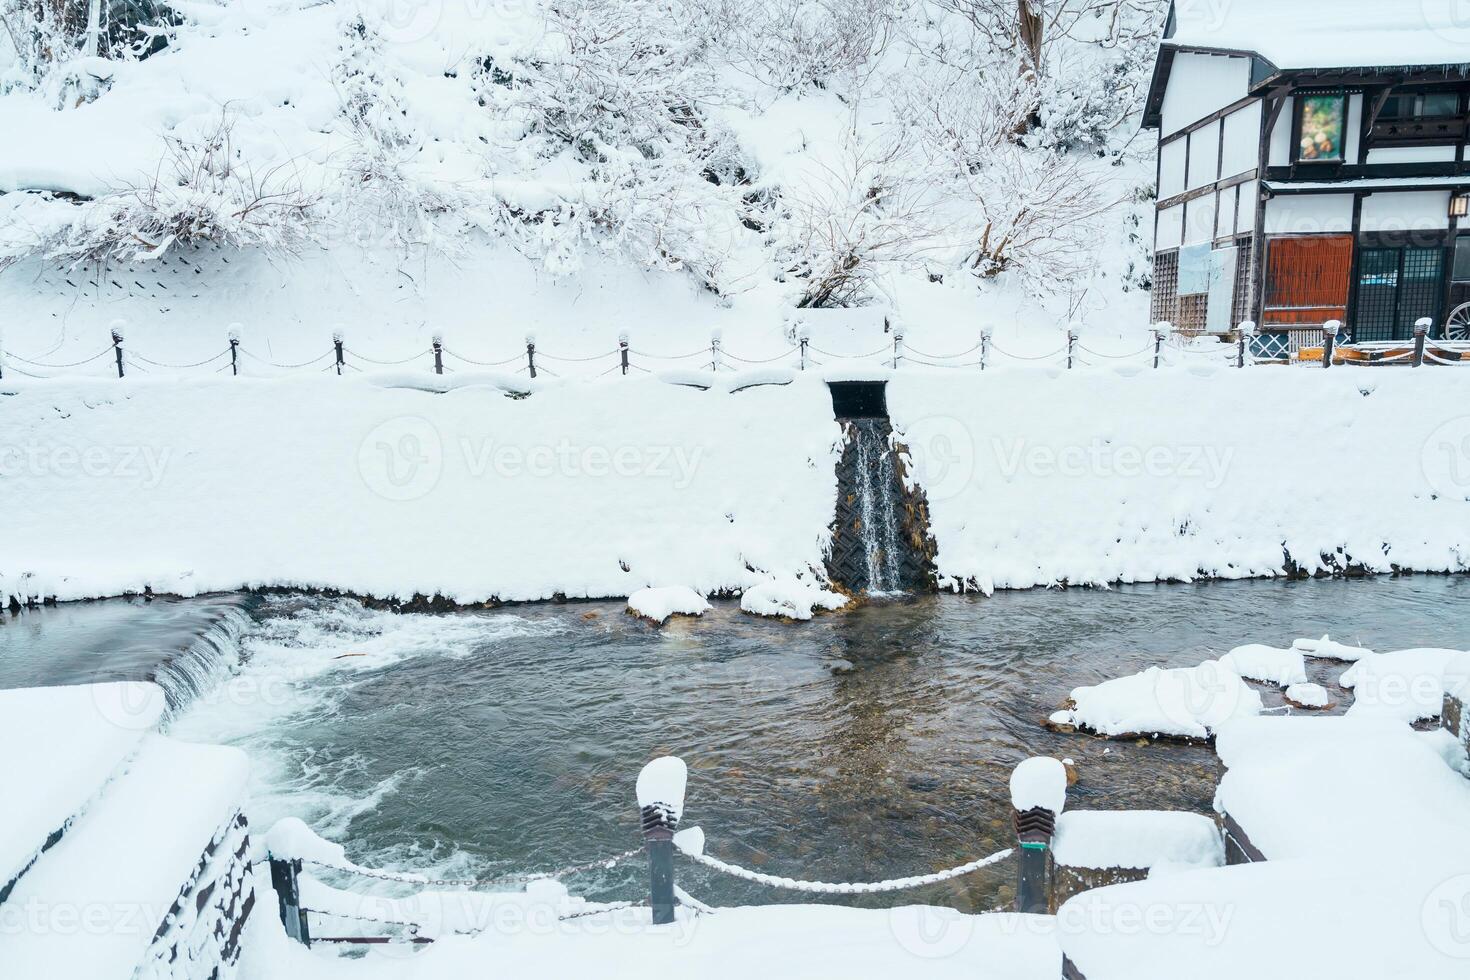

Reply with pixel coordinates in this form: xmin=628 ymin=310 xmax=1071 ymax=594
xmin=1262 ymin=234 xmax=1354 ymax=325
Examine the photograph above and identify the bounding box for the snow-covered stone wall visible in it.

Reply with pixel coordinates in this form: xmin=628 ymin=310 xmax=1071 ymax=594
xmin=2 ymin=367 xmax=1469 ymax=606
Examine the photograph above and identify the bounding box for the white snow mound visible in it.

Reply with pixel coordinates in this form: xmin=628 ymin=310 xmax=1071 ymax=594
xmin=739 ymin=578 xmax=847 ymax=620
xmin=1219 ymin=644 xmax=1307 ymax=687
xmin=1052 ymin=810 xmax=1223 ymax=872
xmin=627 ymin=586 xmax=711 ymax=624
xmin=1291 ymin=635 xmax=1372 ymax=662
xmin=1008 ymin=757 xmax=1068 ymax=814
xmin=1052 ymin=660 xmax=1263 ymax=739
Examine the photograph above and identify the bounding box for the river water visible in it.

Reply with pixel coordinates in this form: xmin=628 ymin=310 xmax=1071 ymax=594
xmin=2 ymin=576 xmax=1466 ymax=913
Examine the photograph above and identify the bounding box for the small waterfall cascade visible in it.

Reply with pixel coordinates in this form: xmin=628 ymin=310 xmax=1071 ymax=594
xmin=849 ymin=418 xmax=905 ymax=594
xmin=825 ymin=382 xmax=937 ymax=595
xmin=151 ymin=604 xmax=254 ymax=719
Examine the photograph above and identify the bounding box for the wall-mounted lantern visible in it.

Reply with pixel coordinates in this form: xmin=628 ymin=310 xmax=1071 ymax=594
xmin=1451 ymin=192 xmax=1470 ymax=219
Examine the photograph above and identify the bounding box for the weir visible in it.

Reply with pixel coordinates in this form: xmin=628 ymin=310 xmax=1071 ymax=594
xmin=825 ymin=382 xmax=936 ymax=595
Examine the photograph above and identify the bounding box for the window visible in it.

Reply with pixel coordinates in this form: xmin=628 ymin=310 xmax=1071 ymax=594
xmin=1371 ymin=89 xmax=1466 ymax=146
xmin=1454 ymin=236 xmax=1470 ymax=283
xmin=1353 ymin=246 xmax=1445 ymax=341
xmin=1262 ymin=235 xmax=1353 ymax=325
xmin=1295 ymin=93 xmax=1346 ymax=162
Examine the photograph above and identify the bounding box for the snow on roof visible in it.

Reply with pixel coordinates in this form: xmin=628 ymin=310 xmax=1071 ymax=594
xmin=1266 ymin=177 xmax=1470 ymax=193
xmin=1168 ymin=0 xmax=1470 ymax=71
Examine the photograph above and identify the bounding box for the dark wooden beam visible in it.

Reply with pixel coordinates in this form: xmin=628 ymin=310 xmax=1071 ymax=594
xmin=1156 ymin=169 xmax=1259 ymax=211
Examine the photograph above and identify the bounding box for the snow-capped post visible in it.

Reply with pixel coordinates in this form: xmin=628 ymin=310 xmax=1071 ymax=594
xmin=892 ymin=328 xmax=905 ymax=370
xmin=1010 ymin=756 xmax=1067 ymax=915
xmin=619 ymin=330 xmax=630 ymax=376
xmin=525 ymin=333 xmax=538 ymax=379
xmin=710 ymin=328 xmax=723 ymax=373
xmin=1236 ymin=320 xmax=1256 ymax=369
xmin=1321 ymin=319 xmax=1341 ymax=370
xmin=1065 ymin=328 xmax=1077 ymax=370
xmin=1413 ymin=318 xmax=1431 ymax=367
xmin=110 ymin=320 xmax=126 ymax=379
xmin=797 ymin=321 xmax=811 ymax=371
xmin=980 ymin=328 xmax=992 ymax=371
xmin=332 ymin=329 xmax=345 ymax=376
xmin=227 ymin=323 xmax=241 ymax=377
xmin=268 ymin=855 xmax=312 ymax=947
xmin=432 ymin=332 xmax=444 ymax=375
xmin=1152 ymin=322 xmax=1171 ymax=369
xmin=637 ymin=755 xmax=686 ymax=925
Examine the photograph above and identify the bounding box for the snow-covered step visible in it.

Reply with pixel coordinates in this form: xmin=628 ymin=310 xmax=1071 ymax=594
xmin=1051 ymin=810 xmax=1223 ymax=908
xmin=0 ymin=732 xmax=251 ymax=980
xmin=0 ymin=682 xmax=165 ymax=900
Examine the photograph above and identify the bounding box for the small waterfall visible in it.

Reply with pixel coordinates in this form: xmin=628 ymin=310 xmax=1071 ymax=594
xmin=850 ymin=418 xmax=904 ymax=594
xmin=151 ymin=604 xmax=253 ymax=719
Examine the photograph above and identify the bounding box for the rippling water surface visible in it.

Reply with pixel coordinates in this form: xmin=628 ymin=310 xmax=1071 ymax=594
xmin=5 ymin=577 xmax=1467 ymax=912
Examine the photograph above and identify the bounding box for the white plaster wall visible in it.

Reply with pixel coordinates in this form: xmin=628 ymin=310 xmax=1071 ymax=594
xmin=1188 ymin=120 xmax=1222 ymax=189
xmin=1345 ymin=94 xmax=1363 ymax=163
xmin=1264 ymin=194 xmax=1352 ymax=235
xmin=1184 ymin=193 xmax=1218 ymax=245
xmin=1160 ymin=139 xmax=1187 ymax=199
xmin=1236 ymin=181 xmax=1259 ymax=235
xmin=1157 ymin=203 xmax=1184 ymax=250
xmin=1360 ymin=191 xmax=1450 ymax=233
xmin=1161 ymin=53 xmax=1252 ymax=135
xmin=1268 ymin=97 xmax=1294 ymax=166
xmin=1366 ymin=146 xmax=1458 ymax=164
xmin=1220 ymin=102 xmax=1262 ymax=178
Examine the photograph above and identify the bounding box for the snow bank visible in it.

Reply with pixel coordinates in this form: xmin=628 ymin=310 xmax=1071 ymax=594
xmin=0 ymin=376 xmax=840 ymax=605
xmin=243 ymin=899 xmax=1061 ymax=980
xmin=0 ymin=733 xmax=249 ymax=980
xmin=1341 ymin=647 xmax=1470 ymax=723
xmin=0 ymin=682 xmax=164 ymax=890
xmin=739 ymin=577 xmax=848 ymax=620
xmin=636 ymin=756 xmax=687 ymax=824
xmin=627 ymin=586 xmax=711 ymax=624
xmin=1051 ymin=811 xmax=1222 ymax=872
xmin=1057 ymin=859 xmax=1470 ymax=980
xmin=1008 ymin=757 xmax=1068 ymax=814
xmin=886 ymin=370 xmax=1470 ymax=592
xmin=1050 ymin=661 xmax=1263 ymax=739
xmin=1213 ymin=717 xmax=1470 ymax=862
xmin=1219 ymin=644 xmax=1307 ymax=687
xmin=1291 ymin=634 xmax=1372 ymax=662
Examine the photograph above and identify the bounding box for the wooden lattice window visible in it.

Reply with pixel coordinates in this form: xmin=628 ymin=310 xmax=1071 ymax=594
xmin=1262 ymin=234 xmax=1353 ymax=326
xmin=1150 ymin=249 xmax=1179 ymax=325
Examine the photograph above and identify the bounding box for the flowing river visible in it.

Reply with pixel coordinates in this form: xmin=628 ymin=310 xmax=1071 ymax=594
xmin=2 ymin=576 xmax=1466 ymax=913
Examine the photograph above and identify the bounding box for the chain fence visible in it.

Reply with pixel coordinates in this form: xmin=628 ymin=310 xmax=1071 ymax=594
xmin=10 ymin=321 xmax=1463 ymax=384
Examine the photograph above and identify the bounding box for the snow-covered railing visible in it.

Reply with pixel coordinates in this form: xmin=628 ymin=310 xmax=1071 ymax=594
xmin=263 ymin=755 xmax=1069 ymax=947
xmin=11 ymin=315 xmax=1465 ymax=384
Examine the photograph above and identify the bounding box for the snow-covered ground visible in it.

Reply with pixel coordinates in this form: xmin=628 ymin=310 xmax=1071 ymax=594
xmin=3 ymin=368 xmax=1469 ymax=608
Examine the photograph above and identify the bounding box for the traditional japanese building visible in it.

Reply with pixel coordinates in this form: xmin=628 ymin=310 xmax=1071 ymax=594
xmin=1143 ymin=1 xmax=1470 ymax=354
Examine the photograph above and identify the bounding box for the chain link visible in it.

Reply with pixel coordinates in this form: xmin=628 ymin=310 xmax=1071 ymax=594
xmin=678 ymin=846 xmax=1014 ymax=894
xmin=302 ymin=845 xmax=646 ymax=889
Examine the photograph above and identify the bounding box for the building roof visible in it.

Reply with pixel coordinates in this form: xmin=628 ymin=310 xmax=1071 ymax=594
xmin=1167 ymin=0 xmax=1470 ymax=71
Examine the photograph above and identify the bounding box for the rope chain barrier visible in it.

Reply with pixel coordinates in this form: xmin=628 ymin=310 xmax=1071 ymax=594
xmin=677 ymin=845 xmax=1014 ymax=895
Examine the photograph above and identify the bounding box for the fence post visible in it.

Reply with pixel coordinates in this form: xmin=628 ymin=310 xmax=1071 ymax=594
xmin=332 ymin=330 xmax=345 ymax=376
xmin=980 ymin=328 xmax=991 ymax=371
xmin=892 ymin=329 xmax=905 ymax=370
xmin=710 ymin=329 xmax=723 ymax=373
xmin=1413 ymin=318 xmax=1430 ymax=368
xmin=1010 ymin=757 xmax=1066 ymax=915
xmin=1321 ymin=319 xmax=1341 ymax=370
xmin=525 ymin=333 xmax=538 ymax=379
xmin=1065 ymin=328 xmax=1076 ymax=370
xmin=432 ymin=333 xmax=444 ymax=375
xmin=227 ymin=324 xmax=240 ymax=377
xmin=798 ymin=323 xmax=810 ymax=371
xmin=619 ymin=331 xmax=630 ymax=376
xmin=637 ymin=756 xmax=686 ymax=926
xmin=1152 ymin=321 xmax=1171 ymax=369
xmin=1236 ymin=320 xmax=1256 ymax=369
xmin=110 ymin=320 xmax=126 ymax=379
xmin=268 ymin=856 xmax=312 ymax=947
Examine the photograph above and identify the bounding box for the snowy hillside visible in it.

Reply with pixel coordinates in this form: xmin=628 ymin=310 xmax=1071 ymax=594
xmin=0 ymin=0 xmax=1161 ymax=360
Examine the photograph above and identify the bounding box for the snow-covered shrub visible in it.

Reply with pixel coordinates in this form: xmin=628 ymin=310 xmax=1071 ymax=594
xmin=1 ymin=0 xmax=176 ymax=96
xmin=773 ymin=132 xmax=934 ymax=308
xmin=46 ymin=112 xmax=318 ymax=264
